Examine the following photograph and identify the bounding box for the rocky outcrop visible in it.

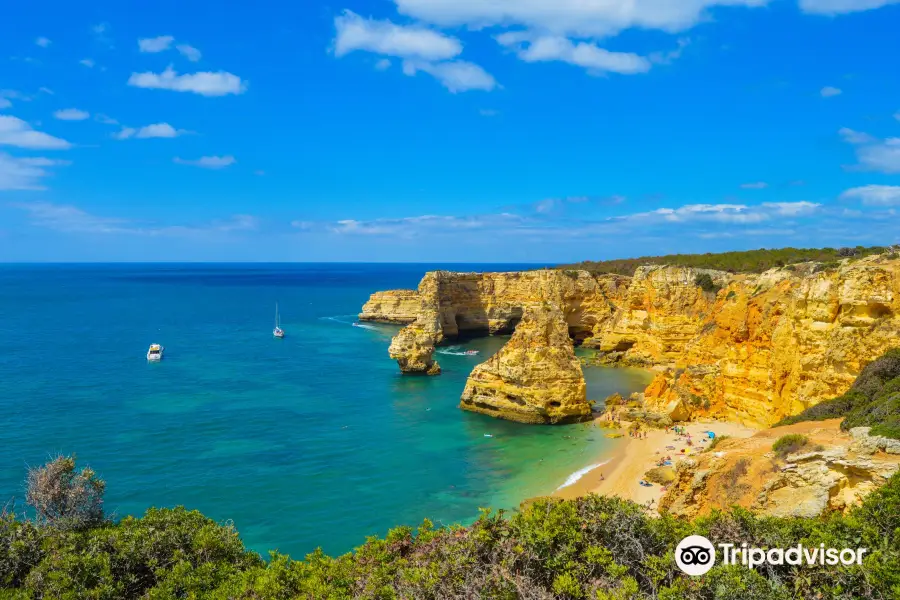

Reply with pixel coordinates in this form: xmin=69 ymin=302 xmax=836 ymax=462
xmin=459 ymin=305 xmax=591 ymax=424
xmin=388 ymin=309 xmax=443 ymax=375
xmin=359 ymin=289 xmax=420 ymax=324
xmin=362 ymin=254 xmax=900 ymax=426
xmin=659 ymin=420 xmax=900 ymax=519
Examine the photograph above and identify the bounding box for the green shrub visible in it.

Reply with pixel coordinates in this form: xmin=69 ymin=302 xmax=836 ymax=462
xmin=772 ymin=434 xmax=809 ymax=458
xmin=694 ymin=273 xmax=720 ymax=293
xmin=558 ymin=245 xmax=888 ymax=276
xmin=3 ymin=458 xmax=900 ymax=598
xmin=706 ymin=435 xmax=731 ymax=452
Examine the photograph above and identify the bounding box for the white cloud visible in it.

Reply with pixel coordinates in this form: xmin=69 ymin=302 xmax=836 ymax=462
xmin=330 ymin=213 xmax=525 ymax=236
xmin=740 ymin=182 xmax=768 ymax=189
xmin=138 ymin=35 xmax=174 ymax=53
xmin=480 ymin=108 xmax=500 ymax=117
xmin=334 ymin=10 xmax=462 ymax=60
xmin=53 ymin=108 xmax=90 ymax=121
xmin=114 ymin=122 xmax=188 ymax=140
xmin=174 ymin=155 xmax=236 ymax=169
xmin=0 ymin=98 xmax=10 ymax=110
xmin=402 ymin=59 xmax=498 ymax=92
xmin=79 ymin=58 xmax=95 ymax=68
xmin=95 ymin=114 xmax=119 ymax=125
xmin=13 ymin=202 xmax=129 ymax=233
xmin=840 ymin=185 xmax=900 ymax=205
xmin=0 ymin=115 xmax=72 ymax=150
xmin=128 ymin=66 xmax=247 ymax=96
xmin=112 ymin=127 xmax=136 ymax=140
xmin=895 ymin=111 xmax=900 ymax=122
xmin=393 ymin=0 xmax=771 ymax=38
xmin=497 ymin=34 xmax=651 ymax=74
xmin=820 ymin=86 xmax=842 ymax=97
xmin=375 ymin=58 xmax=392 ymax=71
xmin=761 ymin=201 xmax=821 ymax=216
xmin=35 ymin=37 xmax=51 ymax=48
xmin=839 ymin=127 xmax=874 ymax=145
xmin=798 ymin=0 xmax=900 ymax=14
xmin=840 ymin=128 xmax=900 ymax=173
xmin=39 ymin=87 xmax=54 ymax=95
xmin=0 ymin=153 xmax=70 ymax=190
xmin=176 ymin=44 xmax=202 ymax=61
xmin=14 ymin=201 xmax=259 ymax=236
xmin=623 ymin=201 xmax=821 ymax=224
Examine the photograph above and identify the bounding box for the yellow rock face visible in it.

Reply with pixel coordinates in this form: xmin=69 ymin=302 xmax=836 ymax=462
xmin=659 ymin=420 xmax=900 ymax=519
xmin=459 ymin=305 xmax=592 ymax=424
xmin=359 ymin=289 xmax=419 ymax=324
xmin=362 ymin=255 xmax=900 ymax=426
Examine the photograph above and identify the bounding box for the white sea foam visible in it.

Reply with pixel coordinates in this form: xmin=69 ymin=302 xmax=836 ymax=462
xmin=320 ymin=316 xmax=378 ymax=330
xmin=436 ymin=345 xmax=478 ymax=356
xmin=556 ymin=460 xmax=610 ymax=491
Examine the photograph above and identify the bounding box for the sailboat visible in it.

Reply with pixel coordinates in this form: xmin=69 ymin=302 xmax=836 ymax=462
xmin=273 ymin=303 xmax=285 ymax=338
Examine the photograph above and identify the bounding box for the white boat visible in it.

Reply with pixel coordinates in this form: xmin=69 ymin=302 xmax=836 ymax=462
xmin=147 ymin=343 xmax=164 ymax=361
xmin=273 ymin=303 xmax=285 ymax=338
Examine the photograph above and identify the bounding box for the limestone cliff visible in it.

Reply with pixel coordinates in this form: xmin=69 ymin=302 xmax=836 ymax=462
xmin=360 ymin=289 xmax=419 ymax=324
xmin=459 ymin=305 xmax=592 ymax=424
xmin=362 ymin=254 xmax=900 ymax=426
xmin=388 ymin=309 xmax=443 ymax=375
xmin=659 ymin=420 xmax=900 ymax=519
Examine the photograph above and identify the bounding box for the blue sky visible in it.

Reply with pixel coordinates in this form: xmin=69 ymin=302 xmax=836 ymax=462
xmin=1 ymin=0 xmax=899 ymax=262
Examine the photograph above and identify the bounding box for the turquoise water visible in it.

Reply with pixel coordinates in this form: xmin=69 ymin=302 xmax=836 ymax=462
xmin=0 ymin=264 xmax=652 ymax=556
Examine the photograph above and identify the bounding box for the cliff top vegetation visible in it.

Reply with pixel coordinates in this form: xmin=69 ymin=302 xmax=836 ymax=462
xmin=559 ymin=245 xmax=895 ymax=276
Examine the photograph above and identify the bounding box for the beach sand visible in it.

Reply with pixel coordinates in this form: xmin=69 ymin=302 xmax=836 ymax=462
xmin=554 ymin=418 xmax=759 ymax=510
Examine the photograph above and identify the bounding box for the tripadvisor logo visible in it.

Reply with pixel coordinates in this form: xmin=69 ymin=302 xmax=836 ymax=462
xmin=675 ymin=535 xmax=868 ymax=577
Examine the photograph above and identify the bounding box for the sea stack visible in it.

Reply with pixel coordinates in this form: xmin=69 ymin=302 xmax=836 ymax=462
xmin=460 ymin=304 xmax=592 ymax=424
xmin=388 ymin=309 xmax=443 ymax=375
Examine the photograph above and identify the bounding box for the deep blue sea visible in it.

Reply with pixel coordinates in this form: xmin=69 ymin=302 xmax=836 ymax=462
xmin=0 ymin=264 xmax=652 ymax=557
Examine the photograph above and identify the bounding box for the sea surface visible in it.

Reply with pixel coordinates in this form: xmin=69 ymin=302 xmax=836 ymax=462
xmin=0 ymin=264 xmax=653 ymax=556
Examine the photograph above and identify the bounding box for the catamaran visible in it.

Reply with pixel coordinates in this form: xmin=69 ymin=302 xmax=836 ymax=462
xmin=273 ymin=303 xmax=285 ymax=338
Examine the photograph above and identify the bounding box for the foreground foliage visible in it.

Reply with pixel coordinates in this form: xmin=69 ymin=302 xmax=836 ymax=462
xmin=559 ymin=245 xmax=891 ymax=276
xmin=777 ymin=348 xmax=900 ymax=439
xmin=2 ymin=467 xmax=900 ymax=598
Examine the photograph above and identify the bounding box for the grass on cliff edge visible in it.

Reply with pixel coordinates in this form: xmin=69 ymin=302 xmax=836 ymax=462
xmin=559 ymin=245 xmax=893 ymax=276
xmin=3 ymin=455 xmax=900 ymax=599
xmin=776 ymin=348 xmax=900 ymax=440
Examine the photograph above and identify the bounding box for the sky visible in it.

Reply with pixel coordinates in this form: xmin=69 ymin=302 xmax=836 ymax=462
xmin=1 ymin=0 xmax=899 ymax=262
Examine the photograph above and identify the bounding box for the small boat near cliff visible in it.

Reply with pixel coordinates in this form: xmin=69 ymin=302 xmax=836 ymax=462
xmin=147 ymin=344 xmax=164 ymax=361
xmin=273 ymin=303 xmax=285 ymax=338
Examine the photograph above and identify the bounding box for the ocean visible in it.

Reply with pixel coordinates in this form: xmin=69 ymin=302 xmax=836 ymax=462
xmin=0 ymin=263 xmax=652 ymax=556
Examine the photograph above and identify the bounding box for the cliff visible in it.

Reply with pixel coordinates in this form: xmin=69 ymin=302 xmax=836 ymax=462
xmin=659 ymin=420 xmax=900 ymax=519
xmin=459 ymin=305 xmax=592 ymax=424
xmin=360 ymin=289 xmax=419 ymax=324
xmin=361 ymin=254 xmax=900 ymax=426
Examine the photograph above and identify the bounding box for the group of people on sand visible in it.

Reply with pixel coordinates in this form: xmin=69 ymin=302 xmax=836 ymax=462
xmin=628 ymin=428 xmax=648 ymax=439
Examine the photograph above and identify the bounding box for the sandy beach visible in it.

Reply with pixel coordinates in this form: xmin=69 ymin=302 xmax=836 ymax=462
xmin=554 ymin=417 xmax=759 ymax=510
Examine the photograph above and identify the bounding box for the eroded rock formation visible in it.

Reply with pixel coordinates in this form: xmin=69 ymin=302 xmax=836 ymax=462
xmin=361 ymin=254 xmax=900 ymax=426
xmin=659 ymin=420 xmax=900 ymax=519
xmin=459 ymin=305 xmax=592 ymax=424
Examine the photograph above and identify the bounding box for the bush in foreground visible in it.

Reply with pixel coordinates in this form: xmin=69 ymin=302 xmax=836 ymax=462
xmin=2 ymin=457 xmax=900 ymax=598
